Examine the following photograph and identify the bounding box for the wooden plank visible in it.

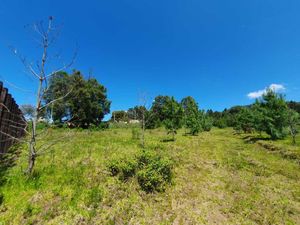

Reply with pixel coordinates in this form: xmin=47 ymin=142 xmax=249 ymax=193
xmin=0 ymin=83 xmax=26 ymax=153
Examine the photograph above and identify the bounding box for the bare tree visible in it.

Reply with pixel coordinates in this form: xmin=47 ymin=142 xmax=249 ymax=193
xmin=9 ymin=17 xmax=76 ymax=174
xmin=139 ymin=92 xmax=152 ymax=148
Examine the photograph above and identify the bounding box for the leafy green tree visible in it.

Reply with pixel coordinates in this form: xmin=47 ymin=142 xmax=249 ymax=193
xmin=234 ymin=107 xmax=255 ymax=133
xmin=145 ymin=110 xmax=160 ymax=129
xmin=127 ymin=106 xmax=147 ymax=121
xmin=150 ymin=95 xmax=171 ymax=127
xmin=45 ymin=70 xmax=111 ymax=128
xmin=44 ymin=71 xmax=71 ymax=124
xmin=254 ymin=89 xmax=289 ymax=139
xmin=200 ymin=111 xmax=213 ymax=131
xmin=162 ymin=97 xmax=183 ymax=140
xmin=287 ymin=109 xmax=299 ymax=145
xmin=111 ymin=110 xmax=128 ymax=122
xmin=69 ymin=71 xmax=111 ymax=127
xmin=181 ymin=96 xmax=201 ymax=135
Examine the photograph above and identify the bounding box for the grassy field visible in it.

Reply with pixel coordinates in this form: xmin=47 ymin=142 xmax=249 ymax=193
xmin=0 ymin=127 xmax=299 ymax=224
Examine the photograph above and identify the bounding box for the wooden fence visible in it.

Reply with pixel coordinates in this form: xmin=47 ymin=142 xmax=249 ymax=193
xmin=0 ymin=81 xmax=26 ymax=153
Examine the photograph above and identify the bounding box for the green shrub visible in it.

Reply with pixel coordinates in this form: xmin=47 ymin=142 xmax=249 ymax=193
xmin=137 ymin=168 xmax=164 ymax=192
xmin=107 ymin=156 xmax=138 ymax=180
xmin=85 ymin=186 xmax=103 ymax=208
xmin=107 ymin=150 xmax=173 ymax=192
xmin=202 ymin=116 xmax=213 ymax=132
xmin=107 ymin=158 xmax=121 ymax=176
xmin=88 ymin=122 xmax=109 ymax=131
xmin=137 ymin=150 xmax=173 ymax=192
xmin=136 ymin=149 xmax=156 ymax=168
xmin=119 ymin=158 xmax=138 ymax=180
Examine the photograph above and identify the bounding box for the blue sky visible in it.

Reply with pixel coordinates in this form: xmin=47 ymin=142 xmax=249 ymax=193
xmin=0 ymin=0 xmax=299 ymax=119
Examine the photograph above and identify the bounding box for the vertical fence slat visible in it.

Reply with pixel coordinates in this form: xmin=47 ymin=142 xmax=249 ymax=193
xmin=0 ymin=82 xmax=25 ymax=153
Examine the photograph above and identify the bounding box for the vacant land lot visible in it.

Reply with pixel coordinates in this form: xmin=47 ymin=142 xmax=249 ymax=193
xmin=0 ymin=128 xmax=299 ymax=224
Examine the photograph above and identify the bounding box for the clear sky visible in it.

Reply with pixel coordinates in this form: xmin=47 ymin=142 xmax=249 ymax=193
xmin=0 ymin=0 xmax=299 ymax=119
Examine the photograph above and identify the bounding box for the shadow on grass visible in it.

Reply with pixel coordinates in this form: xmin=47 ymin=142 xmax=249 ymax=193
xmin=242 ymin=135 xmax=271 ymax=144
xmin=0 ymin=144 xmax=21 ymax=187
xmin=182 ymin=133 xmax=199 ymax=137
xmin=161 ymin=138 xmax=175 ymax=143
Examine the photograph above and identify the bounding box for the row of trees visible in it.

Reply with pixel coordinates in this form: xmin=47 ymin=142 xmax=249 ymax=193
xmin=112 ymin=96 xmax=212 ymax=140
xmin=111 ymin=106 xmax=146 ymax=122
xmin=208 ymin=101 xmax=300 ymax=130
xmin=110 ymin=91 xmax=299 ymax=143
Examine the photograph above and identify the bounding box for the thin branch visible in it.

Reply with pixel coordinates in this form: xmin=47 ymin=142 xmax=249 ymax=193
xmin=40 ymin=88 xmax=73 ymax=110
xmin=45 ymin=49 xmax=77 ymax=79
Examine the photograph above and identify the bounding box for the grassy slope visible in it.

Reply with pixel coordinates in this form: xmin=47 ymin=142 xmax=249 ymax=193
xmin=0 ymin=128 xmax=299 ymax=224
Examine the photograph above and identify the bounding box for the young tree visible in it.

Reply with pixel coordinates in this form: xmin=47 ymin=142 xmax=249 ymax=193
xmin=150 ymin=95 xmax=171 ymax=127
xmin=287 ymin=109 xmax=299 ymax=145
xmin=234 ymin=107 xmax=255 ymax=133
xmin=181 ymin=96 xmax=201 ymax=135
xmin=162 ymin=97 xmax=183 ymax=140
xmin=11 ymin=17 xmax=76 ymax=173
xmin=200 ymin=110 xmax=213 ymax=132
xmin=137 ymin=92 xmax=151 ymax=148
xmin=254 ymin=89 xmax=289 ymax=140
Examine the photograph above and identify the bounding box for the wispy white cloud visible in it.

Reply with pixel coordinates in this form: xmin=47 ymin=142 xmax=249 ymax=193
xmin=247 ymin=84 xmax=285 ymax=99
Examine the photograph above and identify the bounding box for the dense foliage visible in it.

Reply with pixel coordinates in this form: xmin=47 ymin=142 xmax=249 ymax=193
xmin=181 ymin=96 xmax=202 ymax=135
xmin=232 ymin=90 xmax=300 ymax=141
xmin=107 ymin=149 xmax=173 ymax=192
xmin=44 ymin=70 xmax=111 ymax=128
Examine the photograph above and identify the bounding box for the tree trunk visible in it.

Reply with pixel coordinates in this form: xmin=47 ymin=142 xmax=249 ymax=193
xmin=141 ymin=113 xmax=145 ymax=148
xmin=26 ymin=77 xmax=43 ymax=174
xmin=27 ymin=144 xmax=36 ymax=174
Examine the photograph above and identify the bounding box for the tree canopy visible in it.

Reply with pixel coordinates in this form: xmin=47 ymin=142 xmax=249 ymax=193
xmin=44 ymin=70 xmax=111 ymax=128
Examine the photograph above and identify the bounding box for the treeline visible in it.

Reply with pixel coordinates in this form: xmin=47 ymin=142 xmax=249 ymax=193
xmin=207 ymin=91 xmax=299 ymax=143
xmin=112 ymin=96 xmax=213 ymax=140
xmin=21 ymin=71 xmax=299 ymax=142
xmin=207 ymin=101 xmax=300 ymax=130
xmin=111 ymin=91 xmax=299 ymax=142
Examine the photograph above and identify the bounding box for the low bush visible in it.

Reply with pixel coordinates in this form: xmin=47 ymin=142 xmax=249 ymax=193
xmin=85 ymin=186 xmax=103 ymax=208
xmin=137 ymin=150 xmax=173 ymax=192
xmin=107 ymin=156 xmax=138 ymax=181
xmin=107 ymin=150 xmax=173 ymax=192
xmin=119 ymin=158 xmax=138 ymax=180
xmin=107 ymin=158 xmax=121 ymax=176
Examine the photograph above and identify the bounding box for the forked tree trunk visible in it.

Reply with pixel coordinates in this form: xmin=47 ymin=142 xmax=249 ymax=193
xmin=27 ymin=77 xmax=43 ymax=174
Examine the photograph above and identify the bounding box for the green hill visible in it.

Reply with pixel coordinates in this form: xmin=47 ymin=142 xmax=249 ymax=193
xmin=0 ymin=128 xmax=299 ymax=224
